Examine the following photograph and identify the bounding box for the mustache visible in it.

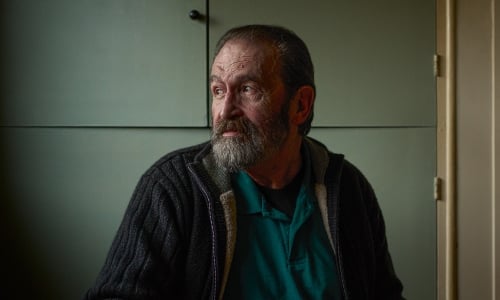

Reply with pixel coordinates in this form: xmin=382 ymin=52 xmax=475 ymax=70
xmin=213 ymin=118 xmax=253 ymax=136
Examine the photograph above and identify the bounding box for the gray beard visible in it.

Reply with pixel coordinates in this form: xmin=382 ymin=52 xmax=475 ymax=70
xmin=212 ymin=135 xmax=263 ymax=172
xmin=211 ymin=116 xmax=288 ymax=172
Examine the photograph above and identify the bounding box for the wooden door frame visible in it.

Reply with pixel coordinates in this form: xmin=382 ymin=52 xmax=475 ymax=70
xmin=436 ymin=0 xmax=456 ymax=299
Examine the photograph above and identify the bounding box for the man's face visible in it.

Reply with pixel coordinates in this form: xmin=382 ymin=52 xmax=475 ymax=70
xmin=210 ymin=39 xmax=291 ymax=171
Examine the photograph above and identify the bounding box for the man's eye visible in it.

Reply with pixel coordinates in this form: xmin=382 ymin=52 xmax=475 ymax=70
xmin=242 ymin=86 xmax=256 ymax=94
xmin=212 ymin=87 xmax=225 ymax=97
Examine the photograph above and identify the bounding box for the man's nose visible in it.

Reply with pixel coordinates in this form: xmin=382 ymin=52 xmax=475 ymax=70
xmin=220 ymin=91 xmax=243 ymax=119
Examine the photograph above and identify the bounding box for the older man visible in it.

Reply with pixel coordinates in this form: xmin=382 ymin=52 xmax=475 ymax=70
xmin=85 ymin=25 xmax=404 ymax=300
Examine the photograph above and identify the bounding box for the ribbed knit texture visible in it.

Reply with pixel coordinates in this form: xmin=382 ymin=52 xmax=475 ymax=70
xmin=84 ymin=143 xmax=218 ymax=299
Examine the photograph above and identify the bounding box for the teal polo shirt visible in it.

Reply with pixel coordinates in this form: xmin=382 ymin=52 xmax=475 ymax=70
xmin=223 ymin=156 xmax=342 ymax=299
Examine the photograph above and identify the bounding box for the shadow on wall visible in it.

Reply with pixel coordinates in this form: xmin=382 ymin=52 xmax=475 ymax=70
xmin=0 ymin=134 xmax=63 ymax=300
xmin=0 ymin=27 xmax=62 ymax=298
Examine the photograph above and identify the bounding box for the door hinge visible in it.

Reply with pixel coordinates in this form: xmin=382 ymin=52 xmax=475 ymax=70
xmin=434 ymin=177 xmax=442 ymax=201
xmin=433 ymin=54 xmax=441 ymax=77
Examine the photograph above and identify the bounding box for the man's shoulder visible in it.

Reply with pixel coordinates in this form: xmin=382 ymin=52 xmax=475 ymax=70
xmin=144 ymin=141 xmax=211 ymax=177
xmin=306 ymin=136 xmax=368 ymax=185
xmin=305 ymin=137 xmax=345 ymax=169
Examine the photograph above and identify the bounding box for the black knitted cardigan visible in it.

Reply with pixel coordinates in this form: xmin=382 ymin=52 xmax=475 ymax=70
xmin=84 ymin=138 xmax=404 ymax=300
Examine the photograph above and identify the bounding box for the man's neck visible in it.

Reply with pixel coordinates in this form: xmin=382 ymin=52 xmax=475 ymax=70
xmin=245 ymin=138 xmax=303 ymax=189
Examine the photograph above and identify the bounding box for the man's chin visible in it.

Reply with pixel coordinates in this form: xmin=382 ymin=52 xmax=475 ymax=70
xmin=212 ymin=144 xmax=258 ymax=172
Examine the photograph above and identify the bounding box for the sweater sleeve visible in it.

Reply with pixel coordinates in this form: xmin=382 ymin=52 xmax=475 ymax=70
xmin=358 ymin=168 xmax=405 ymax=300
xmin=84 ymin=168 xmax=188 ymax=300
xmin=336 ymin=159 xmax=405 ymax=300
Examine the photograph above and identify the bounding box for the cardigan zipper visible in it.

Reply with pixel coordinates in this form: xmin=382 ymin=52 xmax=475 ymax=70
xmin=188 ymin=164 xmax=219 ymax=300
xmin=328 ymin=158 xmax=350 ymax=300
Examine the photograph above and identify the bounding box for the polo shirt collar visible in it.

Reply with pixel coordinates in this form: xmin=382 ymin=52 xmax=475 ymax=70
xmin=231 ymin=142 xmax=314 ymax=218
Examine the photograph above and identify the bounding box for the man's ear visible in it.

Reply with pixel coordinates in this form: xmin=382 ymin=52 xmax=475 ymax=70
xmin=291 ymin=85 xmax=315 ymax=126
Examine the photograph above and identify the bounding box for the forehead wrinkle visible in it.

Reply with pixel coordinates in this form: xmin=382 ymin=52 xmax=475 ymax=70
xmin=211 ymin=40 xmax=282 ymax=86
xmin=216 ymin=54 xmax=252 ymax=73
xmin=212 ymin=63 xmax=263 ymax=84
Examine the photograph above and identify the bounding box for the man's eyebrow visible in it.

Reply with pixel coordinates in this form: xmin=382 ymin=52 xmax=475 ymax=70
xmin=237 ymin=74 xmax=261 ymax=83
xmin=209 ymin=74 xmax=261 ymax=84
xmin=209 ymin=75 xmax=221 ymax=84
